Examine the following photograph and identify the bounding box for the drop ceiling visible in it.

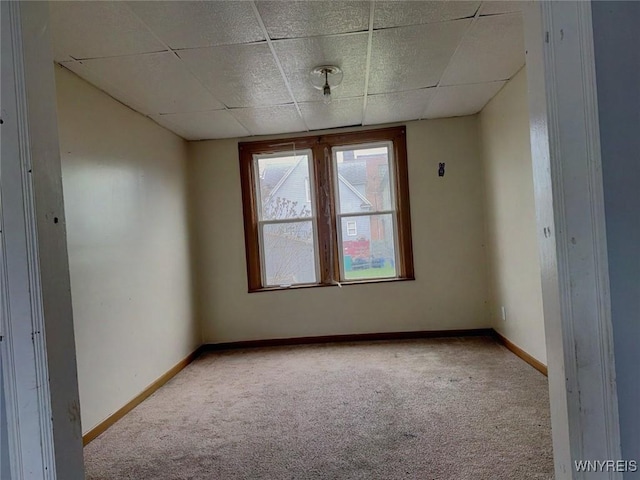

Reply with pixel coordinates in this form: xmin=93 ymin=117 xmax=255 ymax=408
xmin=50 ymin=1 xmax=525 ymax=141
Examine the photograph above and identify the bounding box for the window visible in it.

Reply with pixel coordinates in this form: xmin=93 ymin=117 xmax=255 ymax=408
xmin=346 ymin=221 xmax=357 ymax=236
xmin=239 ymin=126 xmax=414 ymax=292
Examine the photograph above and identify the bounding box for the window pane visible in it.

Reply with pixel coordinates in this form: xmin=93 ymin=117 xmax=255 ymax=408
xmin=263 ymin=221 xmax=317 ymax=286
xmin=341 ymin=214 xmax=396 ymax=280
xmin=255 ymin=153 xmax=313 ymax=220
xmin=335 ymin=145 xmax=393 ymax=214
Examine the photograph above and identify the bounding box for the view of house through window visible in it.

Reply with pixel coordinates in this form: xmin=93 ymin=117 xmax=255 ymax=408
xmin=254 ymin=152 xmax=318 ymax=286
xmin=334 ymin=144 xmax=398 ymax=280
xmin=239 ymin=127 xmax=413 ymax=292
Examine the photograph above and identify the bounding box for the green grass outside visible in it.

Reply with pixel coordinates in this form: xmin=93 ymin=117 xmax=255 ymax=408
xmin=344 ymin=264 xmax=396 ymax=280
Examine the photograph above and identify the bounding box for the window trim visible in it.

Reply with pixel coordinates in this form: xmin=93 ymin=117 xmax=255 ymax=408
xmin=304 ymin=176 xmax=311 ymax=203
xmin=239 ymin=126 xmax=414 ymax=292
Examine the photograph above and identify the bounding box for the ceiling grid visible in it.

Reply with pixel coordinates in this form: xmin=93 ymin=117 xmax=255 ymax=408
xmin=360 ymin=1 xmax=376 ymax=124
xmin=127 ymin=2 xmax=252 ymax=137
xmin=248 ymin=0 xmax=309 ymax=132
xmin=50 ymin=0 xmax=526 ymax=140
xmin=419 ymin=2 xmax=482 ymax=120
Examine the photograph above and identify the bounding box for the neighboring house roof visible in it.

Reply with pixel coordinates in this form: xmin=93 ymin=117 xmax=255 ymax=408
xmin=338 ymin=161 xmax=366 ymax=186
xmin=337 ymin=174 xmax=372 ymax=208
xmin=262 ymin=159 xmax=302 ymax=204
xmin=264 ymin=159 xmax=372 ymax=209
xmin=260 ymin=163 xmax=291 ymax=192
xmin=262 ymin=164 xmax=291 ymax=186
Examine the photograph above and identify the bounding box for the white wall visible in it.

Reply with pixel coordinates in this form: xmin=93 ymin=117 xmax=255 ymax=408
xmin=189 ymin=117 xmax=489 ymax=343
xmin=592 ymin=2 xmax=640 ymax=474
xmin=55 ymin=66 xmax=198 ymax=433
xmin=479 ymin=67 xmax=546 ymax=364
xmin=0 ymin=368 xmax=8 ymax=478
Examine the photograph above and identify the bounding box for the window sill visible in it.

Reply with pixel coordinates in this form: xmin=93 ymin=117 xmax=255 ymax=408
xmin=248 ymin=276 xmax=415 ymax=293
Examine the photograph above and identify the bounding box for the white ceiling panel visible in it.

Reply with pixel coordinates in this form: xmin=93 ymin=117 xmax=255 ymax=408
xmin=424 ymin=81 xmax=505 ymax=119
xmin=439 ymin=13 xmax=524 ymax=86
xmin=150 ymin=110 xmax=249 ymax=140
xmin=368 ymin=19 xmax=471 ymax=94
xmin=230 ymin=105 xmax=306 ymax=136
xmin=127 ymin=1 xmax=265 ymax=50
xmin=273 ymin=34 xmax=368 ymax=103
xmin=49 ymin=1 xmax=166 ymax=62
xmin=71 ymin=52 xmax=224 ymax=115
xmin=479 ymin=1 xmax=524 ymax=16
xmin=373 ymin=1 xmax=480 ymax=29
xmin=60 ymin=61 xmax=149 ymax=114
xmin=299 ymin=97 xmax=364 ymax=131
xmin=364 ymin=88 xmax=435 ymax=125
xmin=256 ymin=1 xmax=370 ymax=40
xmin=51 ymin=1 xmax=527 ymax=140
xmin=177 ymin=44 xmax=293 ymax=108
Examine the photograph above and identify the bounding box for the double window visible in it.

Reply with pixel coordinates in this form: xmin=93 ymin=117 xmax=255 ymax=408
xmin=239 ymin=126 xmax=414 ymax=292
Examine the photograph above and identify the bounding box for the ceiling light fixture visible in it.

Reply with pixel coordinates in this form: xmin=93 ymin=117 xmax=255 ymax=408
xmin=310 ymin=65 xmax=343 ymax=105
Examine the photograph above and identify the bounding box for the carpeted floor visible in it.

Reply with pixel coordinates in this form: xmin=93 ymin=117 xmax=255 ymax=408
xmin=84 ymin=336 xmax=554 ymax=479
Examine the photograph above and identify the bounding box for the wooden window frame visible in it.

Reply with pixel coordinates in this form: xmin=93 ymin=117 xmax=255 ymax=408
xmin=239 ymin=126 xmax=414 ymax=292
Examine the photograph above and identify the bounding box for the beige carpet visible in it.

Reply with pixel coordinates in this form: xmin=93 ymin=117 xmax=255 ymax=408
xmin=84 ymin=337 xmax=553 ymax=479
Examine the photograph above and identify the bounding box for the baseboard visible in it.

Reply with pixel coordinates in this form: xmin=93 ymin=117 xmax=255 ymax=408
xmin=492 ymin=330 xmax=548 ymax=376
xmin=201 ymin=328 xmax=495 ymax=352
xmin=82 ymin=346 xmax=203 ymax=446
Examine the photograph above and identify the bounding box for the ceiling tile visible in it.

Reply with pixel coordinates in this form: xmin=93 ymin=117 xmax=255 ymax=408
xmin=60 ymin=61 xmax=150 ymax=114
xmin=374 ymin=1 xmax=480 ymax=29
xmin=439 ymin=13 xmax=524 ymax=86
xmin=368 ymin=19 xmax=471 ymax=95
xmin=424 ymin=81 xmax=505 ymax=119
xmin=72 ymin=52 xmax=224 ymax=115
xmin=177 ymin=44 xmax=293 ymax=108
xmin=49 ymin=1 xmax=165 ymax=62
xmin=364 ymin=88 xmax=435 ymax=125
xmin=256 ymin=1 xmax=370 ymax=39
xmin=150 ymin=110 xmax=249 ymax=140
xmin=273 ymin=34 xmax=368 ymax=103
xmin=230 ymin=105 xmax=306 ymax=136
xmin=479 ymin=1 xmax=524 ymax=16
xmin=127 ymin=1 xmax=265 ymax=50
xmin=299 ymin=97 xmax=364 ymax=131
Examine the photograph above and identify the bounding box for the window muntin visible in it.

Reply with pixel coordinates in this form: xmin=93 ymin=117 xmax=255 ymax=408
xmin=239 ymin=126 xmax=413 ymax=292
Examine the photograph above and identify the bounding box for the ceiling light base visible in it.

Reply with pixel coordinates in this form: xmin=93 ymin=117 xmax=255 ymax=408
xmin=311 ymin=65 xmax=342 ymax=80
xmin=310 ymin=65 xmax=343 ymax=90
